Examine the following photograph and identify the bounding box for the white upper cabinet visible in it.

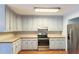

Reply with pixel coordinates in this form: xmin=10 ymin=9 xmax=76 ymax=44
xmin=6 ymin=6 xmax=23 ymax=32
xmin=22 ymin=16 xmax=32 ymax=31
xmin=10 ymin=11 xmax=14 ymax=31
xmin=22 ymin=16 xmax=28 ymax=31
xmin=48 ymin=17 xmax=57 ymax=31
xmin=32 ymin=16 xmax=38 ymax=31
xmin=13 ymin=14 xmax=17 ymax=31
xmin=27 ymin=16 xmax=33 ymax=31
xmin=6 ymin=6 xmax=10 ymax=32
xmin=5 ymin=6 xmax=63 ymax=32
xmin=57 ymin=17 xmax=63 ymax=31
xmin=5 ymin=6 xmax=17 ymax=32
xmin=22 ymin=16 xmax=63 ymax=31
xmin=16 ymin=15 xmax=22 ymax=31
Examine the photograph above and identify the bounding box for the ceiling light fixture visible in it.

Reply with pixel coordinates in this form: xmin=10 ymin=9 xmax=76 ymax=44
xmin=34 ymin=7 xmax=60 ymax=12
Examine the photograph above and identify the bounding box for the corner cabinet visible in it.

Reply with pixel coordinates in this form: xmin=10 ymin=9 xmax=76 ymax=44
xmin=49 ymin=37 xmax=65 ymax=49
xmin=12 ymin=39 xmax=21 ymax=54
xmin=5 ymin=6 xmax=23 ymax=32
xmin=22 ymin=38 xmax=38 ymax=50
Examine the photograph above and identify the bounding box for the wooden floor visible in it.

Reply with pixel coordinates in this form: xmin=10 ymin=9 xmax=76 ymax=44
xmin=18 ymin=50 xmax=66 ymax=54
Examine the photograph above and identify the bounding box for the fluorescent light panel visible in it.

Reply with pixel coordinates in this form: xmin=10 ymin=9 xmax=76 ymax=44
xmin=34 ymin=7 xmax=60 ymax=12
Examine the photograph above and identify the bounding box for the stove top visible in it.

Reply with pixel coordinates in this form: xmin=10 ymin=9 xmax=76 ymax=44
xmin=38 ymin=38 xmax=49 ymax=40
xmin=38 ymin=35 xmax=48 ymax=38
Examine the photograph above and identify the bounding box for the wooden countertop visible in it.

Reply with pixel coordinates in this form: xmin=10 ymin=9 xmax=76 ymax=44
xmin=18 ymin=34 xmax=65 ymax=38
xmin=0 ymin=37 xmax=20 ymax=43
xmin=0 ymin=34 xmax=65 ymax=43
xmin=19 ymin=34 xmax=37 ymax=38
xmin=48 ymin=34 xmax=65 ymax=38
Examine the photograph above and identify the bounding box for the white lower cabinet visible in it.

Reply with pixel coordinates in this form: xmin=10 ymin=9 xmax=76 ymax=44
xmin=49 ymin=37 xmax=65 ymax=49
xmin=22 ymin=40 xmax=28 ymax=50
xmin=13 ymin=39 xmax=21 ymax=54
xmin=22 ymin=38 xmax=38 ymax=50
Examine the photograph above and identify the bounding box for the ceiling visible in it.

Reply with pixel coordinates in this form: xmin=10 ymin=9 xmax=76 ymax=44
xmin=7 ymin=4 xmax=79 ymax=15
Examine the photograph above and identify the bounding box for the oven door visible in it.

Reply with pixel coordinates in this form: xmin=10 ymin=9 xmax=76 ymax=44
xmin=38 ymin=40 xmax=49 ymax=46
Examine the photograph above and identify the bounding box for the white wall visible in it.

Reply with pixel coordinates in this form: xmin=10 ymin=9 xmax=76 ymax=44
xmin=0 ymin=5 xmax=6 ymax=32
xmin=63 ymin=10 xmax=79 ymax=35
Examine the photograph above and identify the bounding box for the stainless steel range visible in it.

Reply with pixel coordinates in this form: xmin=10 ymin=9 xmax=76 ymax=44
xmin=38 ymin=35 xmax=49 ymax=46
xmin=38 ymin=28 xmax=49 ymax=50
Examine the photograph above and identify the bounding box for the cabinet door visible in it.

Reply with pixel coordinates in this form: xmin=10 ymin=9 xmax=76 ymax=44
xmin=53 ymin=40 xmax=60 ymax=49
xmin=27 ymin=40 xmax=33 ymax=49
xmin=13 ymin=44 xmax=16 ymax=54
xmin=22 ymin=40 xmax=28 ymax=50
xmin=16 ymin=16 xmax=22 ymax=31
xmin=13 ymin=42 xmax=18 ymax=54
xmin=13 ymin=14 xmax=17 ymax=31
xmin=10 ymin=11 xmax=14 ymax=31
xmin=28 ymin=40 xmax=37 ymax=49
xmin=49 ymin=39 xmax=55 ymax=49
xmin=6 ymin=7 xmax=10 ymax=32
xmin=22 ymin=17 xmax=28 ymax=31
xmin=58 ymin=40 xmax=65 ymax=49
xmin=49 ymin=38 xmax=65 ymax=49
xmin=16 ymin=44 xmax=19 ymax=53
xmin=6 ymin=7 xmax=17 ymax=31
xmin=28 ymin=16 xmax=33 ymax=31
xmin=12 ymin=40 xmax=17 ymax=54
xmin=18 ymin=39 xmax=21 ymax=51
xmin=32 ymin=40 xmax=38 ymax=49
xmin=16 ymin=39 xmax=21 ymax=53
xmin=55 ymin=38 xmax=65 ymax=49
xmin=57 ymin=17 xmax=63 ymax=31
xmin=22 ymin=39 xmax=37 ymax=50
xmin=48 ymin=17 xmax=57 ymax=31
xmin=13 ymin=39 xmax=21 ymax=54
xmin=22 ymin=16 xmax=33 ymax=31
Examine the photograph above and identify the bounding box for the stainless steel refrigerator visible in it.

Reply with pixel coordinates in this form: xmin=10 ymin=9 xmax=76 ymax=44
xmin=67 ymin=24 xmax=79 ymax=54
